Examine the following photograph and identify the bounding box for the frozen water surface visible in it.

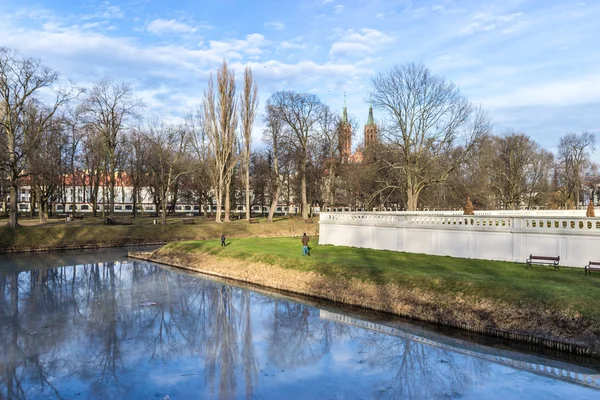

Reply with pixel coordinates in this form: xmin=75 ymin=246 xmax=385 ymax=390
xmin=1 ymin=248 xmax=599 ymax=399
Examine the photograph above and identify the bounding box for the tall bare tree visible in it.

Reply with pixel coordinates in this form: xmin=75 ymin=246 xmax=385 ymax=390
xmin=557 ymin=131 xmax=595 ymax=208
xmin=369 ymin=63 xmax=491 ymax=211
xmin=240 ymin=66 xmax=258 ymax=220
xmin=26 ymin=113 xmax=65 ymax=222
xmin=203 ymin=61 xmax=238 ymax=223
xmin=267 ymin=91 xmax=325 ymax=219
xmin=80 ymin=78 xmax=142 ymax=220
xmin=144 ymin=121 xmax=190 ymax=225
xmin=491 ymin=132 xmax=544 ymax=209
xmin=264 ymin=105 xmax=285 ymax=222
xmin=0 ymin=47 xmax=78 ymax=228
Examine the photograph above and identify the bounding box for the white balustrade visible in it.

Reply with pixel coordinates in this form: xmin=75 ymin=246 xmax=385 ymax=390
xmin=319 ymin=212 xmax=600 ymax=267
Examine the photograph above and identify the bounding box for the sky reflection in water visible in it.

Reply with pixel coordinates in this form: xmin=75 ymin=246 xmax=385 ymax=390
xmin=0 ymin=252 xmax=599 ymax=400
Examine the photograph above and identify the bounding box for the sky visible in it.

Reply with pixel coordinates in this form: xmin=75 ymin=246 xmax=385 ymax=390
xmin=1 ymin=0 xmax=599 ymax=158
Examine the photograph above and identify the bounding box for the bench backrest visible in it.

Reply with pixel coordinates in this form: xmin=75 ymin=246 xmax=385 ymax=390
xmin=589 ymin=261 xmax=600 ymax=266
xmin=529 ymin=255 xmax=559 ymax=261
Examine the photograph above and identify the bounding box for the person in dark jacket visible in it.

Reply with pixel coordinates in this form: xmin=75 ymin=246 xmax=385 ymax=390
xmin=221 ymin=234 xmax=226 ymax=247
xmin=301 ymin=233 xmax=310 ymax=256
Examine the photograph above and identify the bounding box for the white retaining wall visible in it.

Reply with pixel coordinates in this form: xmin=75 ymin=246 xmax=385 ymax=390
xmin=319 ymin=212 xmax=600 ymax=268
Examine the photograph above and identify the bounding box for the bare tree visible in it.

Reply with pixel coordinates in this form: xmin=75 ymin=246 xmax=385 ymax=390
xmin=0 ymin=47 xmax=79 ymax=228
xmin=26 ymin=113 xmax=66 ymax=222
xmin=81 ymin=130 xmax=105 ymax=217
xmin=144 ymin=121 xmax=190 ymax=225
xmin=203 ymin=61 xmax=239 ymax=223
xmin=557 ymin=131 xmax=595 ymax=208
xmin=240 ymin=66 xmax=258 ymax=220
xmin=264 ymin=105 xmax=285 ymax=222
xmin=369 ymin=63 xmax=491 ymax=211
xmin=80 ymin=78 xmax=142 ymax=220
xmin=491 ymin=132 xmax=543 ymax=209
xmin=267 ymin=91 xmax=325 ymax=219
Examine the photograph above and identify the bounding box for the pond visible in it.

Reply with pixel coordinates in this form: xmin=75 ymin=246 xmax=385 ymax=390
xmin=1 ymin=248 xmax=599 ymax=399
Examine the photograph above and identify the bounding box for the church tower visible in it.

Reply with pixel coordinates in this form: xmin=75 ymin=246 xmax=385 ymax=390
xmin=364 ymin=103 xmax=378 ymax=148
xmin=339 ymin=94 xmax=352 ymax=161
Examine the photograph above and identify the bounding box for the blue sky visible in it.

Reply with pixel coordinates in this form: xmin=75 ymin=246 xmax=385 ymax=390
xmin=1 ymin=0 xmax=599 ymax=157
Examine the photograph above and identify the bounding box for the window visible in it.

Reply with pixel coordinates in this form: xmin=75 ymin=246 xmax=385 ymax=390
xmin=19 ymin=204 xmax=28 ymax=209
xmin=125 ymin=205 xmax=133 ymax=210
xmin=184 ymin=205 xmax=191 ymax=211
xmin=80 ymin=205 xmax=90 ymax=211
xmin=175 ymin=206 xmax=183 ymax=211
xmin=96 ymin=205 xmax=101 ymax=210
xmin=67 ymin=205 xmax=74 ymax=211
xmin=114 ymin=205 xmax=122 ymax=211
xmin=145 ymin=205 xmax=153 ymax=210
xmin=193 ymin=206 xmax=199 ymax=210
xmin=56 ymin=205 xmax=64 ymax=210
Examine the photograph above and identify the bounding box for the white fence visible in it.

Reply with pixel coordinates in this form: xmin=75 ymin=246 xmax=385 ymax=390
xmin=319 ymin=212 xmax=600 ymax=267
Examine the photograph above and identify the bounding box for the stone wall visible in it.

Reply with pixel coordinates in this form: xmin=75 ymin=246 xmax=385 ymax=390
xmin=319 ymin=212 xmax=600 ymax=267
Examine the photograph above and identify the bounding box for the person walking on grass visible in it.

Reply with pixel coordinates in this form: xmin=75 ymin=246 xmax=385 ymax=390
xmin=221 ymin=234 xmax=226 ymax=247
xmin=302 ymin=233 xmax=310 ymax=256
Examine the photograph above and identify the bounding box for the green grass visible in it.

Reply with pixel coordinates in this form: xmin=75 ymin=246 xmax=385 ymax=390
xmin=167 ymin=236 xmax=600 ymax=323
xmin=0 ymin=215 xmax=318 ymax=252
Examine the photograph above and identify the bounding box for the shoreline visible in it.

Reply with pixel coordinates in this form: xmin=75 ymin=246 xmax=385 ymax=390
xmin=0 ymin=241 xmax=170 ymax=254
xmin=129 ymin=247 xmax=600 ymax=358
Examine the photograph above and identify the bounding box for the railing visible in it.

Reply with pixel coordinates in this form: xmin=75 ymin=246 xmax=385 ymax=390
xmin=321 ymin=212 xmax=600 ymax=235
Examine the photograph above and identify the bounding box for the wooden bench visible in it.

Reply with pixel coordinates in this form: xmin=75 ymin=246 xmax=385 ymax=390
xmin=182 ymin=218 xmax=195 ymax=224
xmin=55 ymin=213 xmax=68 ymax=220
xmin=249 ymin=218 xmax=260 ymax=224
xmin=585 ymin=261 xmax=600 ymax=275
xmin=526 ymin=255 xmax=560 ymax=270
xmin=72 ymin=213 xmax=84 ymax=219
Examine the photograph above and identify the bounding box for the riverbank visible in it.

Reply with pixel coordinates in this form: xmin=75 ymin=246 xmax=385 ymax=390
xmin=130 ymin=237 xmax=600 ymax=357
xmin=0 ymin=216 xmax=318 ymax=254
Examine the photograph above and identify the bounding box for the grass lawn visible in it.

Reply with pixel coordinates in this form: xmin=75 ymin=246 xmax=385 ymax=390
xmin=0 ymin=215 xmax=318 ymax=253
xmin=167 ymin=236 xmax=600 ymax=324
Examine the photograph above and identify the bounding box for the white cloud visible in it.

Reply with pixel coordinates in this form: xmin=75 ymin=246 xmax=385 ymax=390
xmin=460 ymin=12 xmax=525 ymax=35
xmin=334 ymin=5 xmax=344 ymax=14
xmin=147 ymin=19 xmax=197 ymax=35
xmin=329 ymin=28 xmax=395 ymax=57
xmin=322 ymin=0 xmax=334 ymax=3
xmin=264 ymin=21 xmax=285 ymax=30
xmin=208 ymin=33 xmax=268 ymax=58
xmin=277 ymin=40 xmax=306 ymax=50
xmin=81 ymin=3 xmax=123 ymax=20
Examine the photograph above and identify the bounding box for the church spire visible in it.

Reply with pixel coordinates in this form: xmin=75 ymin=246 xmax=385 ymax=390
xmin=367 ymin=101 xmax=374 ymax=125
xmin=342 ymin=92 xmax=348 ymax=123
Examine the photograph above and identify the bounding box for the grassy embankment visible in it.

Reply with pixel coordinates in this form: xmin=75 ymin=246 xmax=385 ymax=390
xmin=0 ymin=215 xmax=318 ymax=253
xmin=147 ymin=236 xmax=600 ymax=355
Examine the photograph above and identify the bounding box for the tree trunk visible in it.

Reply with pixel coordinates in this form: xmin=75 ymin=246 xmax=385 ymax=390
xmin=406 ymin=188 xmax=419 ymax=211
xmin=215 ymin=171 xmax=223 ymax=223
xmin=29 ymin=189 xmax=35 ymax=218
xmin=8 ymin=183 xmax=18 ymax=228
xmin=36 ymin=186 xmax=47 ymax=223
xmin=267 ymin=184 xmax=281 ymax=223
xmin=245 ymin=167 xmax=250 ymax=220
xmin=224 ymin=184 xmax=231 ymax=223
xmin=161 ymin=190 xmax=167 ymax=225
xmin=301 ymin=158 xmax=308 ymax=219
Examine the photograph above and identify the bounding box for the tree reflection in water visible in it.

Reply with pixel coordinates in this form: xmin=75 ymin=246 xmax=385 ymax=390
xmin=356 ymin=331 xmax=489 ymax=399
xmin=0 ymin=259 xmax=596 ymax=400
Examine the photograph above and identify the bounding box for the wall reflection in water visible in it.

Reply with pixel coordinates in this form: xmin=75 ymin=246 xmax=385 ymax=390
xmin=0 ymin=260 xmax=598 ymax=400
